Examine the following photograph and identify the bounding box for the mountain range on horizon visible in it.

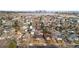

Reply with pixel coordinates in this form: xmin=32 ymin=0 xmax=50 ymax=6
xmin=0 ymin=10 xmax=79 ymax=14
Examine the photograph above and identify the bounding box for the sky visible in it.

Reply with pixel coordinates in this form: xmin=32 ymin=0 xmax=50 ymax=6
xmin=0 ymin=0 xmax=79 ymax=11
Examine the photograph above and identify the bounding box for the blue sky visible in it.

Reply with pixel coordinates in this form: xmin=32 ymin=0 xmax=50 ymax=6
xmin=0 ymin=0 xmax=79 ymax=11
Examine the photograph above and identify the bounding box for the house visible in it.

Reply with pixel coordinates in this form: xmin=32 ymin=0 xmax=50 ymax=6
xmin=68 ymin=34 xmax=79 ymax=41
